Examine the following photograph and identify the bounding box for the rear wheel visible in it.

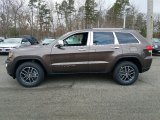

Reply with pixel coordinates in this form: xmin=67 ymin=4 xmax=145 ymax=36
xmin=113 ymin=61 xmax=139 ymax=85
xmin=16 ymin=62 xmax=44 ymax=87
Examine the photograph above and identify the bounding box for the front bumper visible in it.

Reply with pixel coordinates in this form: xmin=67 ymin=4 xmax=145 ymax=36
xmin=5 ymin=59 xmax=15 ymax=78
xmin=0 ymin=48 xmax=13 ymax=53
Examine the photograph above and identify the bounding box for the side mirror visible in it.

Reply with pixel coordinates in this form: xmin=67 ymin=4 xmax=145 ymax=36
xmin=56 ymin=40 xmax=64 ymax=48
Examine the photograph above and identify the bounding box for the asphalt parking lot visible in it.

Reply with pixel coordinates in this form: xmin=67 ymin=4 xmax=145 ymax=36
xmin=0 ymin=55 xmax=160 ymax=120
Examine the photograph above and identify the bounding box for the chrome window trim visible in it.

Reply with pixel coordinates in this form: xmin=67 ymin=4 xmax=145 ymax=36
xmin=113 ymin=32 xmax=119 ymax=45
xmin=90 ymin=31 xmax=93 ymax=46
xmin=87 ymin=31 xmax=92 ymax=46
xmin=51 ymin=61 xmax=109 ymax=66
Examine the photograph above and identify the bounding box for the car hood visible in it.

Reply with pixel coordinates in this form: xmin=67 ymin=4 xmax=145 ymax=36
xmin=0 ymin=43 xmax=21 ymax=48
xmin=12 ymin=44 xmax=52 ymax=56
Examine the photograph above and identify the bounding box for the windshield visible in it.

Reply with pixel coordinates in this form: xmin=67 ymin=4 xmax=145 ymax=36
xmin=49 ymin=32 xmax=73 ymax=46
xmin=4 ymin=38 xmax=22 ymax=43
xmin=57 ymin=32 xmax=72 ymax=41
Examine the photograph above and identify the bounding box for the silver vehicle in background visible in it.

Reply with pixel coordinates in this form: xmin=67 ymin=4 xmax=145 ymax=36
xmin=0 ymin=38 xmax=31 ymax=53
xmin=41 ymin=38 xmax=55 ymax=45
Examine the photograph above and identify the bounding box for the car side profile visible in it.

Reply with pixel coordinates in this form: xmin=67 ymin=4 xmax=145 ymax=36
xmin=0 ymin=38 xmax=31 ymax=53
xmin=6 ymin=28 xmax=152 ymax=87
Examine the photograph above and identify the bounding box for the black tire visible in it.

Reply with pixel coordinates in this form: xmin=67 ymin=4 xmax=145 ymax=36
xmin=113 ymin=61 xmax=139 ymax=85
xmin=16 ymin=62 xmax=44 ymax=87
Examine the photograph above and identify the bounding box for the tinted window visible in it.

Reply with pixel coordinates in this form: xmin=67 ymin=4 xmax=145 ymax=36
xmin=115 ymin=32 xmax=139 ymax=44
xmin=22 ymin=38 xmax=29 ymax=43
xmin=93 ymin=32 xmax=114 ymax=45
xmin=64 ymin=32 xmax=88 ymax=46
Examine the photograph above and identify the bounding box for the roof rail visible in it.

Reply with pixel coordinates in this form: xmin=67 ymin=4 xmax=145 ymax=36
xmin=92 ymin=28 xmax=124 ymax=30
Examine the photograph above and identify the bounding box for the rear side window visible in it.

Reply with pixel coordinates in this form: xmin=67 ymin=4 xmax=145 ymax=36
xmin=93 ymin=32 xmax=114 ymax=45
xmin=115 ymin=32 xmax=139 ymax=44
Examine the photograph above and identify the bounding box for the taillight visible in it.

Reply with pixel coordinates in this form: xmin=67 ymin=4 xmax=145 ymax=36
xmin=146 ymin=45 xmax=153 ymax=53
xmin=146 ymin=45 xmax=153 ymax=51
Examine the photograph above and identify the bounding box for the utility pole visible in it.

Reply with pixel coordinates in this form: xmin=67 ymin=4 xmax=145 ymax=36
xmin=147 ymin=0 xmax=153 ymax=44
xmin=123 ymin=6 xmax=131 ymax=29
xmin=123 ymin=12 xmax=126 ymax=28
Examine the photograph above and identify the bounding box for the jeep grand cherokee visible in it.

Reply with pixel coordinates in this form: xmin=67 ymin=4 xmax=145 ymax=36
xmin=6 ymin=28 xmax=152 ymax=87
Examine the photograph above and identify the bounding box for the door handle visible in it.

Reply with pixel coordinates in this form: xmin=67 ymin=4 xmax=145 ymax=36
xmin=78 ymin=48 xmax=86 ymax=51
xmin=111 ymin=47 xmax=120 ymax=49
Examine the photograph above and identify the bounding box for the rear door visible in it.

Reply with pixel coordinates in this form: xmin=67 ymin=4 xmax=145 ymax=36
xmin=89 ymin=31 xmax=122 ymax=72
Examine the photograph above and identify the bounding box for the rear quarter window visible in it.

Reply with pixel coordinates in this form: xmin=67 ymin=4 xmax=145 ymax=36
xmin=115 ymin=32 xmax=139 ymax=44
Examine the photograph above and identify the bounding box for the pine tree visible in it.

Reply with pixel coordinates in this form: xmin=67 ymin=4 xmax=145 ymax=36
xmin=106 ymin=0 xmax=129 ymax=27
xmin=84 ymin=0 xmax=97 ymax=28
xmin=58 ymin=0 xmax=75 ymax=31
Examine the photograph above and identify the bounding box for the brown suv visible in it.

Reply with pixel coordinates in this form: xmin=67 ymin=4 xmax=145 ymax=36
xmin=6 ymin=28 xmax=152 ymax=87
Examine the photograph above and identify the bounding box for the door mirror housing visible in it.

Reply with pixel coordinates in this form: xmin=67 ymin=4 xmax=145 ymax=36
xmin=56 ymin=40 xmax=64 ymax=48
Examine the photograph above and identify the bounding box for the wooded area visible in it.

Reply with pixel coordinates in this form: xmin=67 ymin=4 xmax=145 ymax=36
xmin=0 ymin=0 xmax=160 ymax=40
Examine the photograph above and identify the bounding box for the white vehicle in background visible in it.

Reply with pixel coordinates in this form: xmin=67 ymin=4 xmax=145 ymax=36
xmin=0 ymin=38 xmax=31 ymax=53
xmin=41 ymin=38 xmax=55 ymax=45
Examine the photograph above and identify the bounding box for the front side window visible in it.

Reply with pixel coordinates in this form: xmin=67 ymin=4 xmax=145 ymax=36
xmin=93 ymin=32 xmax=114 ymax=45
xmin=64 ymin=32 xmax=88 ymax=46
xmin=115 ymin=32 xmax=139 ymax=44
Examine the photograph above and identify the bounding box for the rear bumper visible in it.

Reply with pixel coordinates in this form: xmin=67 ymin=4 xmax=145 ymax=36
xmin=142 ymin=67 xmax=150 ymax=72
xmin=141 ymin=56 xmax=152 ymax=73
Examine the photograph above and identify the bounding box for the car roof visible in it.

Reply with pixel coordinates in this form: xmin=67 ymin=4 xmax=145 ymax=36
xmin=72 ymin=28 xmax=137 ymax=33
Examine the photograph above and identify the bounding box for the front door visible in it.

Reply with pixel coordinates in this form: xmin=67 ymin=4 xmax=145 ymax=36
xmin=50 ymin=32 xmax=90 ymax=73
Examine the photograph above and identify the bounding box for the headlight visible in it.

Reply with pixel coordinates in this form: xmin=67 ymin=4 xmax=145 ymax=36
xmin=8 ymin=52 xmax=14 ymax=58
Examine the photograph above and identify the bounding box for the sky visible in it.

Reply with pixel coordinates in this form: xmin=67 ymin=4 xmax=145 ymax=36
xmin=105 ymin=0 xmax=159 ymax=14
xmin=47 ymin=0 xmax=159 ymax=14
xmin=128 ymin=0 xmax=159 ymax=13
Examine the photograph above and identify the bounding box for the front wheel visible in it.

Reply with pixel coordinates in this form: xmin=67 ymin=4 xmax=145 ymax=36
xmin=113 ymin=61 xmax=139 ymax=85
xmin=16 ymin=62 xmax=44 ymax=87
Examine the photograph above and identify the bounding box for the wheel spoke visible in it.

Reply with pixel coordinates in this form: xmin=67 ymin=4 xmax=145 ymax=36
xmin=20 ymin=72 xmax=26 ymax=76
xmin=120 ymin=75 xmax=126 ymax=81
xmin=22 ymin=69 xmax=28 ymax=74
xmin=128 ymin=74 xmax=133 ymax=79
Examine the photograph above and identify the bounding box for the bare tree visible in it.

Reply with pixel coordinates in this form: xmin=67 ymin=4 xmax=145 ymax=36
xmin=10 ymin=0 xmax=24 ymax=35
xmin=0 ymin=0 xmax=159 ymax=39
xmin=0 ymin=0 xmax=12 ymax=37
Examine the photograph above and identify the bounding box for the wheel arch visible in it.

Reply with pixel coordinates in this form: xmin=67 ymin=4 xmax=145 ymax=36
xmin=112 ymin=57 xmax=142 ymax=73
xmin=13 ymin=58 xmax=48 ymax=78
